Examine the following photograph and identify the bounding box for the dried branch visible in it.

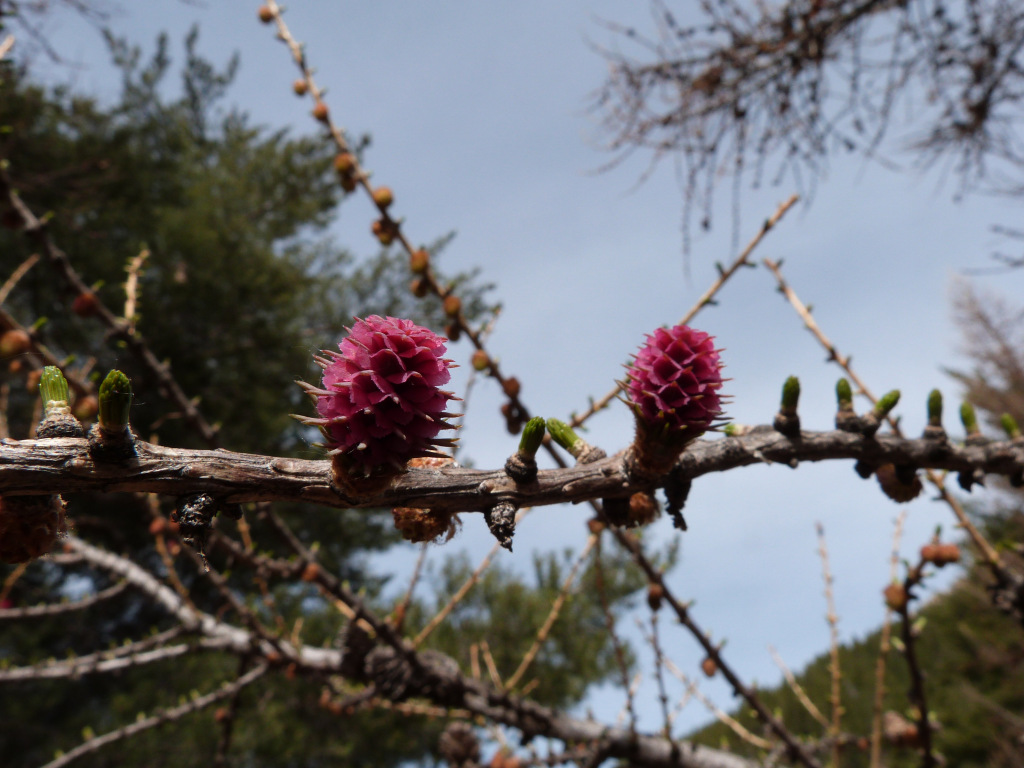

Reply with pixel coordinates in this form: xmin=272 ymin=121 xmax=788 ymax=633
xmin=594 ymin=0 xmax=1024 ymax=233
xmin=0 ymin=632 xmax=234 ymax=683
xmin=891 ymin=555 xmax=939 ymax=767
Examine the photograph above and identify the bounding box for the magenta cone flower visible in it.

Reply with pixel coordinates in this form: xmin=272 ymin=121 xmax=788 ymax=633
xmin=624 ymin=324 xmax=725 ymax=478
xmin=626 ymin=324 xmax=724 ymax=434
xmin=301 ymin=316 xmax=457 ymax=477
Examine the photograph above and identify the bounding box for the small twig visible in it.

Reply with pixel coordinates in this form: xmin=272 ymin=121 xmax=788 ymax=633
xmin=213 ymin=655 xmax=252 ymax=768
xmin=480 ymin=640 xmax=504 ymax=692
xmin=0 ymin=382 xmax=8 ymax=440
xmin=506 ymin=533 xmax=598 ymax=691
xmin=0 ymin=306 xmax=92 ymax=399
xmin=0 ymin=559 xmax=29 ymax=605
xmin=646 ymin=614 xmax=673 ymax=739
xmin=0 ymin=34 xmax=14 ymax=60
xmin=0 ymin=633 xmax=235 ymax=682
xmin=122 ymin=247 xmax=150 ymax=335
xmin=665 ymin=659 xmax=773 ymax=751
xmin=414 ymin=508 xmax=531 ymax=647
xmin=768 ymin=646 xmax=830 ymax=730
xmin=605 ymin=524 xmax=823 ymax=768
xmin=263 ymin=2 xmax=534 ymax=425
xmin=39 ymin=663 xmax=268 ymax=768
xmin=0 ymin=580 xmax=128 ymax=620
xmin=869 ymin=509 xmax=907 ymax=768
xmin=762 ymin=258 xmax=1012 ymax=594
xmin=816 ymin=523 xmax=843 ymax=768
xmin=145 ymin=494 xmax=193 ymax=603
xmin=0 ymin=253 xmax=39 ymax=305
xmin=392 ymin=541 xmax=429 ymax=629
xmin=0 ymin=164 xmax=219 ymax=447
xmin=894 ymin=555 xmax=937 ymax=768
xmin=593 ymin=534 xmax=638 ymax=732
xmin=412 ymin=545 xmax=497 ymax=647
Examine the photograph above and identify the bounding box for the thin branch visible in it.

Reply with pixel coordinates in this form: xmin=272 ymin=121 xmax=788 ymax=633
xmin=39 ymin=663 xmax=269 ymax=768
xmin=665 ymin=659 xmax=773 ymax=751
xmin=768 ymin=645 xmax=830 ymax=730
xmin=869 ymin=509 xmax=907 ymax=768
xmin=816 ymin=522 xmax=843 ymax=768
xmin=0 ymin=580 xmax=128 ymax=620
xmin=893 ymin=556 xmax=938 ymax=768
xmin=413 ymin=537 xmax=505 ymax=647
xmin=0 ymin=634 xmax=235 ymax=682
xmin=506 ymin=533 xmax=599 ymax=691
xmin=0 ymin=253 xmax=39 ymax=306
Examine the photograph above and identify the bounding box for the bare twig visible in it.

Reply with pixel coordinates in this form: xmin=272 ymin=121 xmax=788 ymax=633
xmin=0 ymin=164 xmax=220 ymax=447
xmin=122 ymin=247 xmax=149 ymax=335
xmin=816 ymin=523 xmax=843 ymax=768
xmin=506 ymin=533 xmax=599 ymax=691
xmin=0 ymin=580 xmax=128 ymax=620
xmin=869 ymin=509 xmax=907 ymax=768
xmin=893 ymin=555 xmax=938 ymax=768
xmin=0 ymin=253 xmax=39 ymax=306
xmin=768 ymin=645 xmax=830 ymax=730
xmin=665 ymin=659 xmax=773 ymax=751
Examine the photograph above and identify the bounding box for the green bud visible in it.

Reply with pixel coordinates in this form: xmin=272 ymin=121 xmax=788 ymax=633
xmin=960 ymin=401 xmax=979 ymax=435
xmin=927 ymin=389 xmax=943 ymax=426
xmin=98 ymin=369 xmax=133 ymax=432
xmin=546 ymin=418 xmax=580 ymax=454
xmin=518 ymin=416 xmax=546 ymax=457
xmin=836 ymin=378 xmax=853 ymax=409
xmin=780 ymin=376 xmax=800 ymax=413
xmin=723 ymin=423 xmax=740 ymax=437
xmin=1000 ymin=413 xmax=1021 ymax=440
xmin=873 ymin=390 xmax=900 ymax=418
xmin=39 ymin=366 xmax=70 ymax=413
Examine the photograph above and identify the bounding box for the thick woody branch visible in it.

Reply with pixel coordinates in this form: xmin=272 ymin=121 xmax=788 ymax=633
xmin=1 ymin=427 xmax=1020 ymax=514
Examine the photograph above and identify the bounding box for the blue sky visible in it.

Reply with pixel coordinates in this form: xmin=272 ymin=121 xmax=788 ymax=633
xmin=18 ymin=0 xmax=1024 ymax=736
